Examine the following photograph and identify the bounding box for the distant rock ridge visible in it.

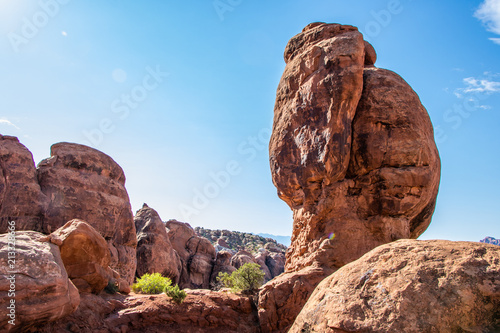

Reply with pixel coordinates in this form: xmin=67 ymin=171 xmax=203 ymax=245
xmin=195 ymin=226 xmax=288 ymax=254
xmin=194 ymin=226 xmax=287 ymax=284
xmin=481 ymin=236 xmax=500 ymax=246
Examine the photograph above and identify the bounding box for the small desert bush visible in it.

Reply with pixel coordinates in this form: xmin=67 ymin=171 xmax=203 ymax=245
xmin=217 ymin=262 xmax=265 ymax=293
xmin=132 ymin=273 xmax=172 ymax=294
xmin=165 ymin=284 xmax=187 ymax=304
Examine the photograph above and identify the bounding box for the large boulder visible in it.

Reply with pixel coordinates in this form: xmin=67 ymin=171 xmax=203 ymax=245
xmin=259 ymin=266 xmax=332 ymax=332
xmin=166 ymin=220 xmax=216 ymax=289
xmin=231 ymin=250 xmax=257 ymax=269
xmin=0 ymin=231 xmax=80 ymax=331
xmin=50 ymin=219 xmax=112 ymax=294
xmin=260 ymin=22 xmax=440 ymax=332
xmin=134 ymin=204 xmax=182 ymax=283
xmin=290 ymin=240 xmax=500 ymax=333
xmin=0 ymin=135 xmax=48 ymax=233
xmin=37 ymin=142 xmax=137 ymax=283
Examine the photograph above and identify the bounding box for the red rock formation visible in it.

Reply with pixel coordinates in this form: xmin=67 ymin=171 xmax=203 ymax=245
xmin=166 ymin=220 xmax=216 ymax=289
xmin=0 ymin=135 xmax=48 ymax=233
xmin=37 ymin=290 xmax=261 ymax=333
xmin=37 ymin=142 xmax=137 ymax=284
xmin=290 ymin=240 xmax=500 ymax=332
xmin=134 ymin=204 xmax=182 ymax=283
xmin=50 ymin=219 xmax=115 ymax=294
xmin=231 ymin=250 xmax=257 ymax=269
xmin=0 ymin=231 xmax=80 ymax=331
xmin=255 ymin=250 xmax=273 ymax=281
xmin=265 ymin=252 xmax=285 ymax=279
xmin=210 ymin=250 xmax=236 ymax=287
xmin=216 ymin=237 xmax=229 ymax=248
xmin=259 ymin=22 xmax=440 ymax=332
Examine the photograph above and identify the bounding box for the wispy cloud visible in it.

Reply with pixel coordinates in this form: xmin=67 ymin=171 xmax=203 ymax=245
xmin=475 ymin=0 xmax=500 ymax=44
xmin=0 ymin=119 xmax=20 ymax=130
xmin=490 ymin=37 xmax=500 ymax=44
xmin=462 ymin=77 xmax=500 ymax=93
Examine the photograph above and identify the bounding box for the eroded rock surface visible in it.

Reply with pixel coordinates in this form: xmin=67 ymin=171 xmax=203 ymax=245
xmin=0 ymin=135 xmax=48 ymax=233
xmin=260 ymin=22 xmax=440 ymax=332
xmin=166 ymin=220 xmax=216 ymax=289
xmin=290 ymin=240 xmax=500 ymax=333
xmin=0 ymin=231 xmax=80 ymax=331
xmin=135 ymin=204 xmax=182 ymax=284
xmin=231 ymin=250 xmax=257 ymax=269
xmin=37 ymin=142 xmax=137 ymax=283
xmin=37 ymin=290 xmax=261 ymax=333
xmin=50 ymin=219 xmax=112 ymax=294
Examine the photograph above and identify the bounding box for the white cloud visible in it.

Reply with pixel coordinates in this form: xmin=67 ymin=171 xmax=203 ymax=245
xmin=475 ymin=0 xmax=500 ymax=44
xmin=490 ymin=37 xmax=500 ymax=44
xmin=462 ymin=77 xmax=500 ymax=93
xmin=0 ymin=119 xmax=20 ymax=130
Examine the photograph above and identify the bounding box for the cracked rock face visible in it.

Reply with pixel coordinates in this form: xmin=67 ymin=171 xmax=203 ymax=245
xmin=37 ymin=142 xmax=137 ymax=284
xmin=289 ymin=240 xmax=500 ymax=333
xmin=166 ymin=220 xmax=216 ymax=289
xmin=0 ymin=231 xmax=80 ymax=331
xmin=0 ymin=135 xmax=48 ymax=233
xmin=134 ymin=204 xmax=182 ymax=284
xmin=260 ymin=22 xmax=440 ymax=332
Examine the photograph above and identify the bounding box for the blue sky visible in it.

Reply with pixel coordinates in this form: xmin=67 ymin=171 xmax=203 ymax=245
xmin=0 ymin=0 xmax=499 ymax=241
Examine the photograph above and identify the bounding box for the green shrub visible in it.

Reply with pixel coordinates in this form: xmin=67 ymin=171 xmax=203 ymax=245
xmin=104 ymin=280 xmax=119 ymax=294
xmin=132 ymin=273 xmax=172 ymax=294
xmin=215 ymin=271 xmax=233 ymax=290
xmin=217 ymin=263 xmax=265 ymax=293
xmin=165 ymin=284 xmax=187 ymax=304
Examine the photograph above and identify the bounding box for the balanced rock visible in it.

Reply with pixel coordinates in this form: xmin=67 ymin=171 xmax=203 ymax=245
xmin=0 ymin=231 xmax=80 ymax=331
xmin=37 ymin=142 xmax=137 ymax=283
xmin=50 ymin=219 xmax=111 ymax=294
xmin=166 ymin=220 xmax=215 ymax=289
xmin=260 ymin=22 xmax=440 ymax=332
xmin=0 ymin=135 xmax=48 ymax=233
xmin=290 ymin=240 xmax=500 ymax=333
xmin=134 ymin=204 xmax=181 ymax=283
